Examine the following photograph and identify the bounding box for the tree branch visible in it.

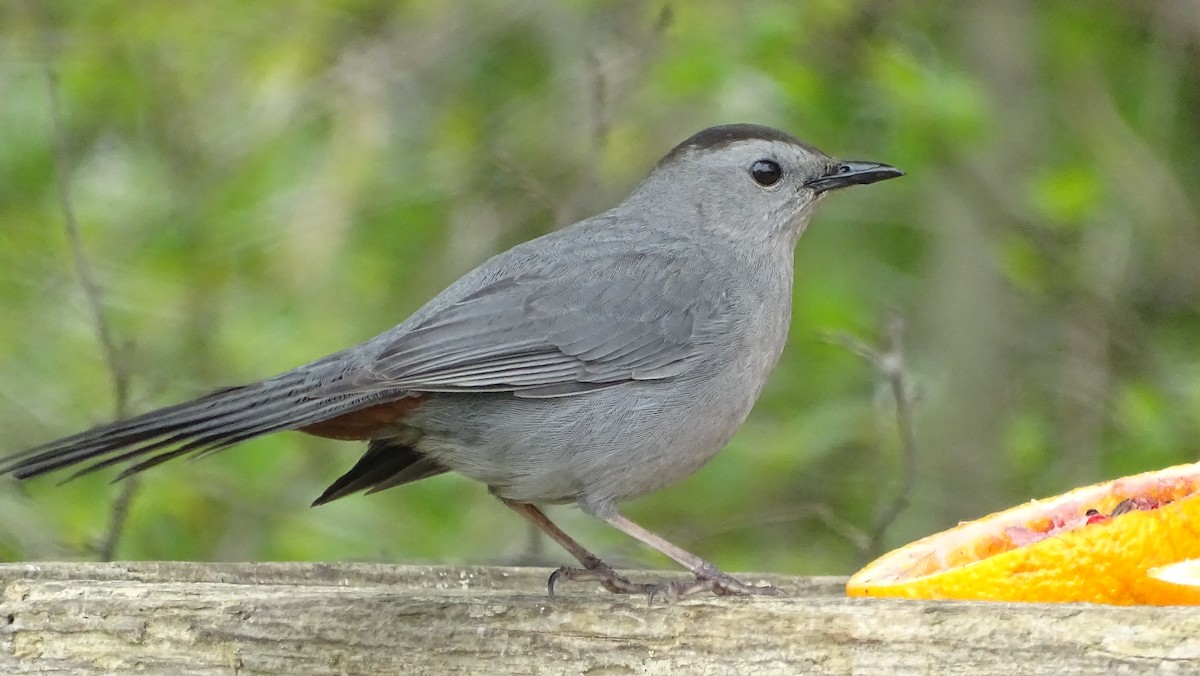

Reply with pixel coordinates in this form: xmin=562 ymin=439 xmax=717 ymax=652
xmin=43 ymin=67 xmax=140 ymax=562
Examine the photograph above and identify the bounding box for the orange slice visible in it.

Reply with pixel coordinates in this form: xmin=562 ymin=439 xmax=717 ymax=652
xmin=846 ymin=462 xmax=1200 ymax=605
xmin=1143 ymin=559 xmax=1200 ymax=605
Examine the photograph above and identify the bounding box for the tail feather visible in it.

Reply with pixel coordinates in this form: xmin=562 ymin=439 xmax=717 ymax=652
xmin=68 ymin=400 xmax=315 ymax=480
xmin=44 ymin=384 xmax=265 ymax=452
xmin=7 ymin=381 xmax=298 ymax=477
xmin=1 ymin=372 xmax=399 ymax=482
xmin=106 ymin=397 xmax=356 ymax=479
xmin=311 ymin=439 xmax=449 ymax=506
xmin=6 ymin=384 xmax=281 ymax=474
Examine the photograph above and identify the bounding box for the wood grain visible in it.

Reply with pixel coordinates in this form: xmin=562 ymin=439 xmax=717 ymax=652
xmin=1 ymin=562 xmax=1196 ymax=675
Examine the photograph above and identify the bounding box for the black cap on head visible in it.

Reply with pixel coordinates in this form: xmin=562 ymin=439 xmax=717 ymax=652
xmin=658 ymin=124 xmax=827 ymax=167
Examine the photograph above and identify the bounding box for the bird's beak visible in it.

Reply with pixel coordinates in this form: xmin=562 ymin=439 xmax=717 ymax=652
xmin=805 ymin=161 xmax=904 ymax=194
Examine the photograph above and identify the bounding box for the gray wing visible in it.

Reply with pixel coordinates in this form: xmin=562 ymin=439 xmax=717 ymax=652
xmin=362 ymin=251 xmax=728 ymax=398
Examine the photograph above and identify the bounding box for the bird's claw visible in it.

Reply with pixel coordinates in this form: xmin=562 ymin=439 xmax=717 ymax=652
xmin=646 ymin=566 xmax=784 ymax=602
xmin=547 ymin=558 xmax=784 ymax=602
xmin=547 ymin=557 xmax=654 ymax=597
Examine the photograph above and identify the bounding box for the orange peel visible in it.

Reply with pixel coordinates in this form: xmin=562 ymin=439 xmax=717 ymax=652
xmin=847 ymin=462 xmax=1200 ymax=605
xmin=1143 ymin=559 xmax=1200 ymax=605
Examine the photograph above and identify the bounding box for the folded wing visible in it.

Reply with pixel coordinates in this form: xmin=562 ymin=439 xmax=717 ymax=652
xmin=364 ymin=250 xmax=728 ymax=398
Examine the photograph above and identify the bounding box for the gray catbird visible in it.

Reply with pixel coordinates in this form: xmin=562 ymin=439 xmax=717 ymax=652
xmin=1 ymin=124 xmax=901 ymax=598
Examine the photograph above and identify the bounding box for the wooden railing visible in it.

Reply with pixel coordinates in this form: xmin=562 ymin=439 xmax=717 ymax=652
xmin=1 ymin=562 xmax=1196 ymax=674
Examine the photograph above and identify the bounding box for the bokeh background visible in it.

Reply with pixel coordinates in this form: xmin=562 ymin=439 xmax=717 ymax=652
xmin=1 ymin=1 xmax=1198 ymax=576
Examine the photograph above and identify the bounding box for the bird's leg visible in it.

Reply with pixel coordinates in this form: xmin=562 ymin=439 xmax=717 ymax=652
xmin=598 ymin=512 xmax=784 ymax=600
xmin=502 ymin=498 xmax=782 ymax=600
xmin=500 ymin=499 xmax=653 ymax=597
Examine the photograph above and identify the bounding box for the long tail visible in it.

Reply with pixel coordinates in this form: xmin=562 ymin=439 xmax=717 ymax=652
xmin=1 ymin=370 xmax=390 ymax=483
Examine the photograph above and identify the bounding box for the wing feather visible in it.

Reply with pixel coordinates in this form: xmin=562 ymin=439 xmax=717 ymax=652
xmin=363 ymin=247 xmax=729 ymax=395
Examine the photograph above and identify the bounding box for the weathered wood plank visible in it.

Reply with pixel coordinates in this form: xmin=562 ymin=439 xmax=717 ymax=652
xmin=0 ymin=562 xmax=1196 ymax=675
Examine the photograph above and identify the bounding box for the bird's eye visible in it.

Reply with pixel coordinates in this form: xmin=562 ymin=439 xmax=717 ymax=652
xmin=750 ymin=159 xmax=782 ymax=187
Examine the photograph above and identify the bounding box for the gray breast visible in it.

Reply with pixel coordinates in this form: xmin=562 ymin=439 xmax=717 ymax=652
xmin=405 ymin=247 xmax=796 ymax=507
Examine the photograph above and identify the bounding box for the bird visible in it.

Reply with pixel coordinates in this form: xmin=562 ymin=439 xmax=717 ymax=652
xmin=1 ymin=123 xmax=902 ymax=598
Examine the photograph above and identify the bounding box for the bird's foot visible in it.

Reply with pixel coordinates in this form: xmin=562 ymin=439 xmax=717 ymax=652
xmin=647 ymin=563 xmax=785 ymax=602
xmin=547 ymin=556 xmax=654 ymax=597
xmin=547 ymin=558 xmax=783 ymax=602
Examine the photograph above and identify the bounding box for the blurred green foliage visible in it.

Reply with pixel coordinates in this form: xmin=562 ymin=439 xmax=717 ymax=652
xmin=1 ymin=1 xmax=1198 ymax=576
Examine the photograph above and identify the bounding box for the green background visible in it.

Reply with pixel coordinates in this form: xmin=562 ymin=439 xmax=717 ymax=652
xmin=2 ymin=1 xmax=1198 ymax=577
